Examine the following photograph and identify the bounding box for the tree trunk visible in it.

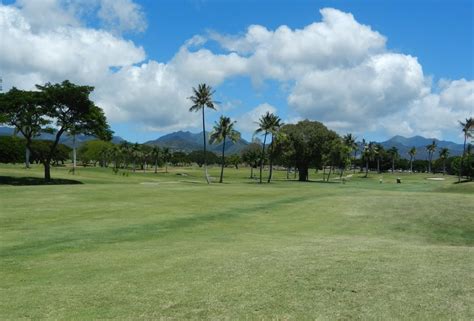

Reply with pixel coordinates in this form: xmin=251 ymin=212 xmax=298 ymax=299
xmin=428 ymin=153 xmax=432 ymax=173
xmin=322 ymin=166 xmax=326 ymax=181
xmin=250 ymin=166 xmax=254 ymax=178
xmin=219 ymin=138 xmax=226 ymax=183
xmin=72 ymin=134 xmax=76 ymax=175
xmin=165 ymin=162 xmax=168 ymax=173
xmin=286 ymin=166 xmax=290 ymax=179
xmin=353 ymin=150 xmax=357 ymax=174
xmin=25 ymin=147 xmax=31 ymax=169
xmin=202 ymin=108 xmax=210 ymax=184
xmin=298 ymin=166 xmax=308 ymax=181
xmin=459 ymin=135 xmax=466 ymax=182
xmin=44 ymin=161 xmax=51 ymax=181
xmin=154 ymin=159 xmax=158 ymax=174
xmin=327 ymin=166 xmax=333 ymax=182
xmin=410 ymin=156 xmax=413 ymax=173
xmin=267 ymin=135 xmax=274 ymax=183
xmin=259 ymin=131 xmax=267 ymax=184
xmin=443 ymin=159 xmax=446 ymax=175
xmin=377 ymin=158 xmax=380 ymax=173
xmin=365 ymin=159 xmax=369 ymax=178
xmin=392 ymin=158 xmax=395 ymax=172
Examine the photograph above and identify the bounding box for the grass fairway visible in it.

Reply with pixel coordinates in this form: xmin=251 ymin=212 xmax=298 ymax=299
xmin=0 ymin=164 xmax=473 ymax=319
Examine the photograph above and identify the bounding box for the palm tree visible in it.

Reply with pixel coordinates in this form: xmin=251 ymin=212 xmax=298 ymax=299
xmin=375 ymin=144 xmax=384 ymax=173
xmin=426 ymin=140 xmax=437 ymax=173
xmin=387 ymin=146 xmax=399 ymax=172
xmin=151 ymin=146 xmax=160 ymax=174
xmin=408 ymin=147 xmax=416 ymax=173
xmin=162 ymin=147 xmax=171 ymax=173
xmin=459 ymin=117 xmax=474 ymax=182
xmin=210 ymin=116 xmax=240 ymax=183
xmin=255 ymin=111 xmax=279 ymax=184
xmin=343 ymin=133 xmax=358 ymax=173
xmin=188 ymin=84 xmax=217 ymax=184
xmin=266 ymin=114 xmax=283 ymax=183
xmin=439 ymin=148 xmax=449 ymax=175
xmin=362 ymin=140 xmax=376 ymax=178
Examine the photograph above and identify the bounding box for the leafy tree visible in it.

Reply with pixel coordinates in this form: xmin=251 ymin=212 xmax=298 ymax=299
xmin=241 ymin=143 xmax=261 ymax=179
xmin=227 ymin=154 xmax=241 ymax=169
xmin=387 ymin=146 xmax=399 ymax=172
xmin=30 ymin=140 xmax=71 ymax=167
xmin=188 ymin=150 xmax=218 ymax=167
xmin=426 ymin=140 xmax=437 ymax=173
xmin=188 ymin=83 xmax=217 ymax=184
xmin=408 ymin=146 xmax=417 ymax=173
xmin=0 ymin=88 xmax=50 ymax=168
xmin=0 ymin=136 xmax=25 ymax=164
xmin=281 ymin=120 xmax=339 ymax=181
xmin=325 ymin=139 xmax=351 ymax=181
xmin=37 ymin=80 xmax=112 ymax=180
xmin=210 ymin=116 xmax=240 ymax=183
xmin=438 ymin=148 xmax=450 ymax=175
xmin=78 ymin=140 xmax=113 ymax=167
xmin=459 ymin=117 xmax=473 ymax=181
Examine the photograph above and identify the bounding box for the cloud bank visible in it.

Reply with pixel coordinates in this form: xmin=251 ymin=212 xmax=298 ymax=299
xmin=0 ymin=2 xmax=472 ymax=140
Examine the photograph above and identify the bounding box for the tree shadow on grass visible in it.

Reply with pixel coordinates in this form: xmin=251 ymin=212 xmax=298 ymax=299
xmin=0 ymin=176 xmax=83 ymax=186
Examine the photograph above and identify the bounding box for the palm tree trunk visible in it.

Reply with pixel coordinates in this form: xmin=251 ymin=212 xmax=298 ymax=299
xmin=219 ymin=138 xmax=226 ymax=183
xmin=202 ymin=108 xmax=210 ymax=184
xmin=392 ymin=158 xmax=395 ymax=172
xmin=250 ymin=166 xmax=254 ymax=178
xmin=365 ymin=159 xmax=369 ymax=178
xmin=165 ymin=162 xmax=168 ymax=173
xmin=259 ymin=131 xmax=267 ymax=184
xmin=353 ymin=150 xmax=357 ymax=174
xmin=459 ymin=135 xmax=466 ymax=182
xmin=267 ymin=136 xmax=274 ymax=183
xmin=443 ymin=159 xmax=446 ymax=175
xmin=377 ymin=158 xmax=380 ymax=173
xmin=154 ymin=159 xmax=158 ymax=173
xmin=410 ymin=156 xmax=413 ymax=173
xmin=327 ymin=166 xmax=332 ymax=182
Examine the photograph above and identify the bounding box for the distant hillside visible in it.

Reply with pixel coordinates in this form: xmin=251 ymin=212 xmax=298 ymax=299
xmin=0 ymin=126 xmax=124 ymax=147
xmin=379 ymin=135 xmax=464 ymax=160
xmin=145 ymin=131 xmax=250 ymax=154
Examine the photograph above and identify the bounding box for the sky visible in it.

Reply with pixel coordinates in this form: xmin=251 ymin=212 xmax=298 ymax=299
xmin=0 ymin=0 xmax=473 ymax=143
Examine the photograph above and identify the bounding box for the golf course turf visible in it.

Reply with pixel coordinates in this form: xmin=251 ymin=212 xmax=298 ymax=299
xmin=0 ymin=164 xmax=473 ymax=319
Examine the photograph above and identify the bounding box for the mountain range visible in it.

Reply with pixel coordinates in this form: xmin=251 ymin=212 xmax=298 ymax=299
xmin=0 ymin=126 xmax=466 ymax=159
xmin=144 ymin=131 xmax=249 ymax=155
xmin=0 ymin=126 xmax=124 ymax=147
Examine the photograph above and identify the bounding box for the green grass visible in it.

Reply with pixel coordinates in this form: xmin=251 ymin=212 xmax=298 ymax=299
xmin=0 ymin=164 xmax=473 ymax=319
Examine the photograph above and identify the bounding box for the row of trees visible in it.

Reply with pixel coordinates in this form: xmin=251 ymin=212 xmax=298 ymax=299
xmin=190 ymin=83 xmax=473 ymax=183
xmin=1 ymin=80 xmax=473 ymax=183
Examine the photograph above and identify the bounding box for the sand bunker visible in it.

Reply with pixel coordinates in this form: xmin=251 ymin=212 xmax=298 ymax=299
xmin=426 ymin=177 xmax=445 ymax=181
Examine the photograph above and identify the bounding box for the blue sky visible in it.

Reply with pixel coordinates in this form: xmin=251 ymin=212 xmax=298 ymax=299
xmin=1 ymin=0 xmax=473 ymax=143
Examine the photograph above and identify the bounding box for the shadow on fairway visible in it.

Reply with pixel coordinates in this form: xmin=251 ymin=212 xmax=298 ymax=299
xmin=0 ymin=176 xmax=83 ymax=186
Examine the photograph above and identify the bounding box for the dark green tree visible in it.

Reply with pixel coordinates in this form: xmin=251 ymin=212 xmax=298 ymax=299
xmin=37 ymin=80 xmax=112 ymax=180
xmin=0 ymin=88 xmax=50 ymax=168
xmin=281 ymin=120 xmax=339 ymax=181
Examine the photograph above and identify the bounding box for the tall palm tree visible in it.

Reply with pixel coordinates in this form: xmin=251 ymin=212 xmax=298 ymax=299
xmin=162 ymin=147 xmax=171 ymax=173
xmin=266 ymin=114 xmax=283 ymax=183
xmin=426 ymin=140 xmax=437 ymax=173
xmin=343 ymin=133 xmax=358 ymax=173
xmin=362 ymin=140 xmax=376 ymax=178
xmin=459 ymin=117 xmax=473 ymax=182
xmin=210 ymin=116 xmax=240 ymax=183
xmin=151 ymin=146 xmax=160 ymax=174
xmin=387 ymin=146 xmax=399 ymax=172
xmin=188 ymin=84 xmax=217 ymax=184
xmin=439 ymin=148 xmax=449 ymax=175
xmin=255 ymin=111 xmax=279 ymax=184
xmin=408 ymin=146 xmax=416 ymax=173
xmin=375 ymin=144 xmax=384 ymax=173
